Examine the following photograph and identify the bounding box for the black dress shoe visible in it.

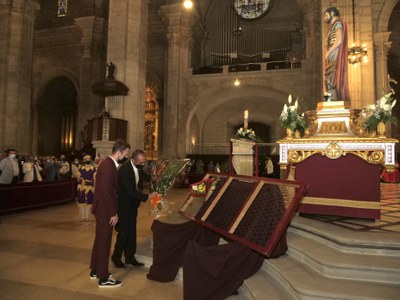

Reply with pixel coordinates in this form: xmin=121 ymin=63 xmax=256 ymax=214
xmin=125 ymin=257 xmax=144 ymax=267
xmin=111 ymin=256 xmax=125 ymax=268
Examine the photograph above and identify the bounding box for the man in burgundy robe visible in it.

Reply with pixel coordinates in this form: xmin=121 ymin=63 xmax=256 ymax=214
xmin=323 ymin=7 xmax=350 ymax=101
xmin=89 ymin=140 xmax=130 ymax=288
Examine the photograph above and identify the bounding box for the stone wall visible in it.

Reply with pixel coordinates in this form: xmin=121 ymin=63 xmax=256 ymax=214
xmin=32 ymin=1 xmax=108 ymax=154
xmin=0 ymin=0 xmax=38 ymax=154
xmin=185 ymin=66 xmax=315 ymax=155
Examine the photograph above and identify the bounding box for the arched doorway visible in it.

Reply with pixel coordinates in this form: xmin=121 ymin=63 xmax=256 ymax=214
xmin=37 ymin=77 xmax=77 ymax=156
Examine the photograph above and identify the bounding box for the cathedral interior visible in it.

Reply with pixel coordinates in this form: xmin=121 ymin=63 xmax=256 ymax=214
xmin=1 ymin=1 xmax=400 ymax=299
xmin=0 ymin=0 xmax=399 ymax=160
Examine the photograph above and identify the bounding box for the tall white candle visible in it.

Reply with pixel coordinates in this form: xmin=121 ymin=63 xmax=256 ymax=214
xmin=244 ymin=110 xmax=249 ymax=129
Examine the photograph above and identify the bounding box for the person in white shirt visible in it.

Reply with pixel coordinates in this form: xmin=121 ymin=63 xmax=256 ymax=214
xmin=23 ymin=156 xmax=42 ymax=182
xmin=265 ymin=156 xmax=274 ymax=178
xmin=59 ymin=154 xmax=70 ymax=180
xmin=71 ymin=158 xmax=81 ymax=180
xmin=0 ymin=148 xmax=20 ymax=184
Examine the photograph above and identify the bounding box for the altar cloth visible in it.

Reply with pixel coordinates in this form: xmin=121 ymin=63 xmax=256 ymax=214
xmin=295 ymin=154 xmax=381 ymax=219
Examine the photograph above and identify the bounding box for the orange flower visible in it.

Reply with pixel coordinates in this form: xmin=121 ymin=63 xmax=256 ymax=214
xmin=150 ymin=193 xmax=162 ymax=209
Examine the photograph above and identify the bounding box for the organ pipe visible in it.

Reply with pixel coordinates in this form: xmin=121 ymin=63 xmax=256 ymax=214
xmin=208 ymin=7 xmax=292 ymax=65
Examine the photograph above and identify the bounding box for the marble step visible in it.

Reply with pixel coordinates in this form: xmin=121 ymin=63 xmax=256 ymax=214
xmin=264 ymin=255 xmax=400 ymax=300
xmin=289 ymin=216 xmax=400 ymax=256
xmin=243 ymin=268 xmax=296 ymax=300
xmin=287 ymin=230 xmax=400 ymax=284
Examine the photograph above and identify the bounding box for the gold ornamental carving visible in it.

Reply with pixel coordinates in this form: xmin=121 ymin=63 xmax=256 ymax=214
xmin=286 ymin=147 xmax=384 ymax=165
xmin=288 ymin=150 xmax=318 ymax=164
xmin=324 ymin=143 xmax=343 ymax=159
xmin=349 ymin=109 xmax=363 ymax=135
xmin=304 ymin=110 xmax=317 ymax=137
xmin=319 ymin=121 xmax=347 ymax=134
xmin=352 ymin=150 xmax=384 ymax=164
xmin=301 ymin=196 xmax=380 ymax=209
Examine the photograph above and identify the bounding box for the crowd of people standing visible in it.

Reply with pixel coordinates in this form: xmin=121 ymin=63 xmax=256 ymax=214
xmin=0 ymin=149 xmax=81 ymax=184
xmin=1 ymin=142 xmax=159 ymax=289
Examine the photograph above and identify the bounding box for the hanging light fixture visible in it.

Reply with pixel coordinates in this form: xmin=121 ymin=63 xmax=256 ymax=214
xmin=234 ymin=78 xmax=241 ymax=86
xmin=183 ymin=0 xmax=193 ymax=9
xmin=348 ymin=0 xmax=368 ymax=66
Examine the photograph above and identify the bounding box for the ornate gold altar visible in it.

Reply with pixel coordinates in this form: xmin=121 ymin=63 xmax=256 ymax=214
xmin=278 ymin=101 xmax=398 ymax=219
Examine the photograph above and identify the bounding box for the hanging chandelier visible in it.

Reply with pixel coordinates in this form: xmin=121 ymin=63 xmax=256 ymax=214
xmin=348 ymin=44 xmax=368 ymax=65
xmin=348 ymin=0 xmax=368 ymax=65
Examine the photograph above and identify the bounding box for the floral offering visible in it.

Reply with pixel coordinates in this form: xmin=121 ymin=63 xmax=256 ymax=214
xmin=148 ymin=158 xmax=190 ymax=218
xmin=279 ymin=94 xmax=307 ymax=132
xmin=234 ymin=127 xmax=257 ymax=141
xmin=190 ymin=177 xmax=218 ymax=197
xmin=362 ymin=89 xmax=397 ymax=132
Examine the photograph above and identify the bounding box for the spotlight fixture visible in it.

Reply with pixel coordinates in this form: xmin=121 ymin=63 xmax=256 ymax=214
xmin=183 ymin=0 xmax=193 ymax=9
xmin=234 ymin=78 xmax=240 ymax=86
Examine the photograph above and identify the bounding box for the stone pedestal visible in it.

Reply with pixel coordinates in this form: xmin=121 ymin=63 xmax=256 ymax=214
xmin=231 ymin=139 xmax=255 ymax=176
xmin=305 ymin=101 xmax=362 ymax=137
xmin=92 ymin=140 xmax=115 ymax=158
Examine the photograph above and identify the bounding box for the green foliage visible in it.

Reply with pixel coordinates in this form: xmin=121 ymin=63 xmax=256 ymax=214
xmin=362 ymin=91 xmax=397 ymax=132
xmin=279 ymin=95 xmax=307 ymax=133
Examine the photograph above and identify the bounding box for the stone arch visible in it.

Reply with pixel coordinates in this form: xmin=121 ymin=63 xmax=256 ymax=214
xmin=32 ymin=70 xmax=80 ymax=155
xmin=33 ymin=72 xmax=80 ymax=156
xmin=185 ymin=80 xmax=291 ymax=153
xmin=376 ymin=0 xmax=400 ymax=33
xmin=33 ymin=69 xmax=80 ymax=105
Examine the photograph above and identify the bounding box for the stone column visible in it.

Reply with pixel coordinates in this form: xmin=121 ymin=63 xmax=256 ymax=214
xmin=298 ymin=0 xmax=321 ymax=103
xmin=159 ymin=4 xmax=196 ymax=158
xmin=0 ymin=0 xmax=38 ymax=154
xmin=106 ymin=0 xmax=148 ymax=148
xmin=75 ymin=16 xmax=107 ymax=147
xmin=357 ymin=1 xmax=375 ymax=108
xmin=374 ymin=32 xmax=392 ymax=99
xmin=374 ymin=32 xmax=393 ymax=137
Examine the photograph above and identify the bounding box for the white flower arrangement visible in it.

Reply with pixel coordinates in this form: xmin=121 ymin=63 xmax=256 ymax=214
xmin=279 ymin=94 xmax=306 ymax=131
xmin=234 ymin=127 xmax=257 ymax=141
xmin=362 ymin=78 xmax=398 ymax=132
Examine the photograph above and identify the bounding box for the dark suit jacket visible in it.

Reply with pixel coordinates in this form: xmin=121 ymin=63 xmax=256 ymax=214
xmin=117 ymin=160 xmax=149 ymax=218
xmin=92 ymin=157 xmax=118 ymax=219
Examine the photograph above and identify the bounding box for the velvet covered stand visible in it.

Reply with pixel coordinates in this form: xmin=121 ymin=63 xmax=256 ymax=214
xmin=147 ymin=173 xmax=304 ymax=300
xmin=147 ymin=220 xmax=287 ymax=300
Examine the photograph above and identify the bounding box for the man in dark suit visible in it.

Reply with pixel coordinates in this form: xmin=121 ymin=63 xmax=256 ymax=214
xmin=111 ymin=149 xmax=158 ymax=268
xmin=89 ymin=140 xmax=130 ymax=288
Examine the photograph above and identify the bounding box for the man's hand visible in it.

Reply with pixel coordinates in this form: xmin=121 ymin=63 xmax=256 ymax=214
xmin=109 ymin=214 xmax=118 ymax=227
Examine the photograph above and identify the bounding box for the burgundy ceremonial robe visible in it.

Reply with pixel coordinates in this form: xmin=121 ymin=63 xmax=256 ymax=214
xmin=90 ymin=157 xmax=118 ymax=279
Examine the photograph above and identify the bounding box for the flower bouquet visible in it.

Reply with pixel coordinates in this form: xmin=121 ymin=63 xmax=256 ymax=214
xmin=279 ymin=94 xmax=307 ymax=133
xmin=190 ymin=177 xmax=219 ymax=198
xmin=362 ymin=88 xmax=397 ymax=133
xmin=148 ymin=158 xmax=191 ymax=218
xmin=234 ymin=127 xmax=257 ymax=141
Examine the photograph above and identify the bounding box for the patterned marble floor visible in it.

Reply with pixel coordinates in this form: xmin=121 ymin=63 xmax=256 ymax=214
xmin=303 ymin=183 xmax=400 ymax=233
xmin=0 ymin=188 xmax=248 ymax=300
xmin=1 ymin=184 xmax=399 ymax=299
